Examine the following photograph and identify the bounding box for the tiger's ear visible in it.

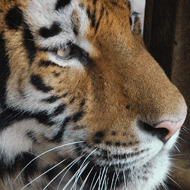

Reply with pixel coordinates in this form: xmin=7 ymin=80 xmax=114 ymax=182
xmin=128 ymin=0 xmax=145 ymax=46
xmin=128 ymin=0 xmax=145 ymax=34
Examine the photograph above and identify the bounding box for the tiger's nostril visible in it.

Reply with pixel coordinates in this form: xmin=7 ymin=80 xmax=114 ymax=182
xmin=139 ymin=116 xmax=186 ymax=142
xmin=155 ymin=116 xmax=186 ymax=140
xmin=139 ymin=121 xmax=169 ymax=142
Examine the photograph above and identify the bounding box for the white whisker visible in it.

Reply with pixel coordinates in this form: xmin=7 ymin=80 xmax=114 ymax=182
xmin=28 ymin=151 xmax=50 ymax=165
xmin=73 ymin=149 xmax=97 ymax=189
xmin=99 ymin=169 xmax=105 ymax=190
xmin=178 ymin=136 xmax=188 ymax=144
xmin=100 ymin=167 xmax=108 ymax=190
xmin=160 ymin=184 xmax=169 ymax=190
xmin=114 ymin=171 xmax=119 ymax=190
xmin=123 ymin=170 xmax=127 ymax=189
xmin=91 ymin=169 xmax=102 ymax=190
xmin=172 ymin=165 xmax=185 ymax=171
xmin=110 ymin=172 xmax=116 ymax=190
xmin=13 ymin=141 xmax=83 ymax=184
xmin=44 ymin=155 xmax=84 ymax=190
xmin=21 ymin=159 xmax=66 ymax=190
xmin=182 ymin=125 xmax=190 ymax=133
xmin=79 ymin=167 xmax=94 ymax=190
xmin=62 ymin=162 xmax=90 ymax=190
xmin=14 ymin=146 xmax=83 ymax=190
xmin=105 ymin=177 xmax=109 ymax=190
xmin=98 ymin=167 xmax=106 ymax=190
xmin=89 ymin=172 xmax=97 ymax=190
xmin=166 ymin=174 xmax=181 ymax=189
xmin=174 ymin=144 xmax=181 ymax=153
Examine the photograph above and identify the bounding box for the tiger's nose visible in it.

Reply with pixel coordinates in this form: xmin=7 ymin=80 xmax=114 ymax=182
xmin=155 ymin=116 xmax=186 ymax=140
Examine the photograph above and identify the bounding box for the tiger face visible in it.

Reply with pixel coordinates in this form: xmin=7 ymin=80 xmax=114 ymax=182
xmin=0 ymin=0 xmax=187 ymax=189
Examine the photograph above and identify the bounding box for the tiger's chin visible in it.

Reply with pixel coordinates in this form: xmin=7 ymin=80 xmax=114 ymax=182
xmin=60 ymin=138 xmax=176 ymax=190
xmin=52 ymin=129 xmax=179 ymax=190
xmin=61 ymin=152 xmax=169 ymax=190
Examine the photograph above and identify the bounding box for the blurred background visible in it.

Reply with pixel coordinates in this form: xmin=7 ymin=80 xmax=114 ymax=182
xmin=143 ymin=0 xmax=190 ymax=189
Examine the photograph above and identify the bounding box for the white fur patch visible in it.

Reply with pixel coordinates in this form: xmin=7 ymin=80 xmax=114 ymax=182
xmin=0 ymin=121 xmax=34 ymax=163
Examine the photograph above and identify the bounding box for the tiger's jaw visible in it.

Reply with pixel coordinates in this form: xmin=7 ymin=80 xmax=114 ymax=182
xmin=58 ymin=125 xmax=180 ymax=190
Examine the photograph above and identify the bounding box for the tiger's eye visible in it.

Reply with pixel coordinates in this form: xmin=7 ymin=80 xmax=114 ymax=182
xmin=56 ymin=45 xmax=71 ymax=59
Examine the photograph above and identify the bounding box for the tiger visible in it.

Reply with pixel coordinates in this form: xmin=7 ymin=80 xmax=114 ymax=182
xmin=0 ymin=0 xmax=187 ymax=189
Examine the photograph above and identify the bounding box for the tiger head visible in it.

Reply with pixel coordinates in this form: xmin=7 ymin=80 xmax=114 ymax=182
xmin=0 ymin=0 xmax=187 ymax=189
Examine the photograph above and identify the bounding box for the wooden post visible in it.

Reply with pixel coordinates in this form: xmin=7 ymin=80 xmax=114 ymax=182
xmin=144 ymin=0 xmax=178 ymax=79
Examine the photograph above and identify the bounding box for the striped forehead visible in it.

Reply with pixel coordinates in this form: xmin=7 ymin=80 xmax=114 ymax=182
xmin=25 ymin=0 xmax=90 ymax=49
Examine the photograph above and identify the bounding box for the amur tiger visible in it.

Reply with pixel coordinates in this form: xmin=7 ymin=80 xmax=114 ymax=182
xmin=0 ymin=0 xmax=187 ymax=189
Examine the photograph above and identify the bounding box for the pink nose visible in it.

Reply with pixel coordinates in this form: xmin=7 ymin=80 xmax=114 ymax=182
xmin=155 ymin=116 xmax=186 ymax=140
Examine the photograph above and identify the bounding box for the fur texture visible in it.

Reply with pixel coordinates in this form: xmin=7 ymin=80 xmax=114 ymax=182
xmin=0 ymin=0 xmax=187 ymax=189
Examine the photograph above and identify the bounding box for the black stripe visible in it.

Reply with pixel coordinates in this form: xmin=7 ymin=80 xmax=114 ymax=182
xmin=69 ymin=97 xmax=75 ymax=104
xmin=30 ymin=74 xmax=53 ymax=93
xmin=93 ymin=0 xmax=98 ymax=5
xmin=91 ymin=11 xmax=96 ymax=28
xmin=47 ymin=116 xmax=72 ymax=142
xmin=39 ymin=22 xmax=62 ymax=38
xmin=95 ymin=6 xmax=104 ymax=34
xmin=55 ymin=0 xmax=71 ymax=11
xmin=111 ymin=1 xmax=125 ymax=10
xmin=127 ymin=1 xmax=131 ymax=12
xmin=0 ymin=152 xmax=37 ymax=181
xmin=111 ymin=1 xmax=118 ymax=6
xmin=73 ymin=24 xmax=79 ymax=36
xmin=87 ymin=6 xmax=96 ymax=28
xmin=23 ymin=23 xmax=37 ymax=64
xmin=5 ymin=5 xmax=23 ymax=30
xmin=80 ymin=99 xmax=85 ymax=108
xmin=39 ymin=60 xmax=57 ymax=67
xmin=0 ymin=108 xmax=28 ymax=130
xmin=62 ymin=93 xmax=68 ymax=98
xmin=71 ymin=10 xmax=80 ymax=36
xmin=0 ymin=33 xmax=10 ymax=109
xmin=54 ymin=104 xmax=66 ymax=115
xmin=134 ymin=14 xmax=139 ymax=25
xmin=129 ymin=16 xmax=132 ymax=26
xmin=33 ymin=111 xmax=55 ymax=126
xmin=0 ymin=108 xmax=54 ymax=130
xmin=42 ymin=96 xmax=60 ymax=103
xmin=86 ymin=7 xmax=91 ymax=20
xmin=27 ymin=131 xmax=37 ymax=143
xmin=72 ymin=111 xmax=84 ymax=122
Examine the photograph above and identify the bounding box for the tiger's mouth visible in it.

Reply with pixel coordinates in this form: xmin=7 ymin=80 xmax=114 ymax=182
xmin=62 ymin=157 xmax=132 ymax=189
xmin=75 ymin=142 xmax=151 ymax=168
xmin=59 ymin=144 xmax=165 ymax=189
